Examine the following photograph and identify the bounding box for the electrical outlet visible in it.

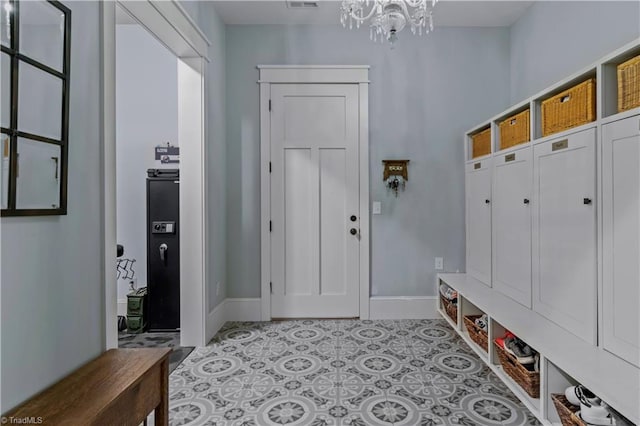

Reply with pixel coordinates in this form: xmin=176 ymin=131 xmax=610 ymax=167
xmin=435 ymin=257 xmax=444 ymax=270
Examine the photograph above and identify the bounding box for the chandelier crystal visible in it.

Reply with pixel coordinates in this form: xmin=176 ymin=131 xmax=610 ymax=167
xmin=340 ymin=0 xmax=437 ymax=45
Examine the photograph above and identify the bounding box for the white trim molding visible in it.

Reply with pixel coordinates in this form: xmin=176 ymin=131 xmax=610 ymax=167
xmin=226 ymin=298 xmax=263 ymax=322
xmin=257 ymin=65 xmax=370 ymax=84
xmin=369 ymin=296 xmax=439 ymax=320
xmin=205 ymin=299 xmax=227 ymax=344
xmin=258 ymin=66 xmax=371 ymax=321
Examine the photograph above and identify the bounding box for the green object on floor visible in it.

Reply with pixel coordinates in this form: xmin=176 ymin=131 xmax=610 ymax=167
xmin=126 ymin=288 xmax=147 ymax=333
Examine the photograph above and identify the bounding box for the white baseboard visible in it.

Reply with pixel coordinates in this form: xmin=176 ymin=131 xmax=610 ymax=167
xmin=117 ymin=299 xmax=127 ymax=317
xmin=369 ymin=296 xmax=439 ymax=319
xmin=225 ymin=298 xmax=262 ymax=322
xmin=205 ymin=299 xmax=227 ymax=344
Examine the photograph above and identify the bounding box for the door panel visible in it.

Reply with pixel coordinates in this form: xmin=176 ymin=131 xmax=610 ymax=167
xmin=466 ymin=159 xmax=492 ymax=286
xmin=493 ymin=147 xmax=532 ymax=308
xmin=271 ymin=84 xmax=360 ymax=318
xmin=533 ymin=128 xmax=596 ymax=344
xmin=602 ymin=115 xmax=640 ymax=366
xmin=284 ymin=148 xmax=316 ymax=296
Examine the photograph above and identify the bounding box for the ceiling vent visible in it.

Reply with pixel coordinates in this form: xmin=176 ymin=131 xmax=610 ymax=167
xmin=286 ymin=1 xmax=319 ymax=8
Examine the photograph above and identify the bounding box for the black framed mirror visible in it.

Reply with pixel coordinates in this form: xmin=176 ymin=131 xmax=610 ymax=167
xmin=0 ymin=0 xmax=71 ymax=216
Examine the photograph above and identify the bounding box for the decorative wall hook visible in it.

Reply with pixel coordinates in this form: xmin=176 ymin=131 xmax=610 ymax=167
xmin=382 ymin=160 xmax=409 ymax=197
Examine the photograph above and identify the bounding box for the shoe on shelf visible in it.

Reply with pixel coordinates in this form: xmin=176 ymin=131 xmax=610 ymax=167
xmin=578 ymin=404 xmax=617 ymax=425
xmin=504 ymin=336 xmax=536 ymax=364
xmin=474 ymin=314 xmax=488 ymax=330
xmin=565 ymin=385 xmax=599 ymax=407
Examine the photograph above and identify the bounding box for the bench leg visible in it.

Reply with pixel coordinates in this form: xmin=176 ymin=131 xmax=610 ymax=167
xmin=155 ymin=359 xmax=169 ymax=426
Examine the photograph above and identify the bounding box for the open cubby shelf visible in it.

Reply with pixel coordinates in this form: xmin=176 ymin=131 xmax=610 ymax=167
xmin=439 ymin=274 xmax=638 ymax=426
xmin=464 ymin=38 xmax=640 ymax=163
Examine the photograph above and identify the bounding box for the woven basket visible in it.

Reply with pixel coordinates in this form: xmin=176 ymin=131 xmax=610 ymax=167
xmin=618 ymin=54 xmax=640 ymax=112
xmin=499 ymin=109 xmax=530 ymax=150
xmin=471 ymin=128 xmax=491 ymax=158
xmin=440 ymin=294 xmax=457 ymax=324
xmin=464 ymin=315 xmax=488 ymax=352
xmin=541 ymin=79 xmax=596 ymax=137
xmin=493 ymin=341 xmax=540 ymax=398
xmin=551 ymin=394 xmax=587 ymax=426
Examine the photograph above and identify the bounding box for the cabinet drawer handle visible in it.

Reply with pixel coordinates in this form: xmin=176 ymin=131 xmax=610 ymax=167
xmin=583 ymin=198 xmax=592 ymax=205
xmin=485 ymin=199 xmax=490 ymax=204
xmin=524 ymin=199 xmax=530 ymax=205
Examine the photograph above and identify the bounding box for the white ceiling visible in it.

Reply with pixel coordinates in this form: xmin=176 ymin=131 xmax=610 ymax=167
xmin=212 ymin=0 xmax=535 ymax=27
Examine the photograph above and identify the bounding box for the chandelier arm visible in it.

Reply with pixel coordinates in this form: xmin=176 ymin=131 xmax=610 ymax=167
xmin=348 ymin=5 xmax=381 ymax=23
xmin=404 ymin=0 xmax=426 ymax=9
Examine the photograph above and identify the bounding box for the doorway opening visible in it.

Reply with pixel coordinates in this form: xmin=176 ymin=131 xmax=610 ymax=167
xmin=102 ymin=1 xmax=209 ymax=351
xmin=113 ymin=5 xmax=191 ymax=370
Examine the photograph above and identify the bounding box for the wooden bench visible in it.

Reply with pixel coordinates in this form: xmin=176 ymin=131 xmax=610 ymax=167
xmin=4 ymin=348 xmax=171 ymax=426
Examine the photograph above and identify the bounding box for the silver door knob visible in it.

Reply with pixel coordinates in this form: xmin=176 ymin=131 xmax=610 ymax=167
xmin=159 ymin=243 xmax=168 ymax=262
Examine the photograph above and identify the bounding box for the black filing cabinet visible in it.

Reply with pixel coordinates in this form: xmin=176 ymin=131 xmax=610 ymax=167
xmin=147 ymin=169 xmax=180 ymax=330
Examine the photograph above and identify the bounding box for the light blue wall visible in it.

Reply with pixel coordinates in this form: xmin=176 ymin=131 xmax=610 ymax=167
xmin=200 ymin=4 xmax=228 ymax=311
xmin=510 ymin=1 xmax=640 ymax=103
xmin=225 ymin=25 xmax=511 ymax=298
xmin=115 ymin=24 xmax=178 ymax=300
xmin=1 ymin=2 xmax=103 ymax=411
xmin=179 ymin=1 xmax=228 ymax=311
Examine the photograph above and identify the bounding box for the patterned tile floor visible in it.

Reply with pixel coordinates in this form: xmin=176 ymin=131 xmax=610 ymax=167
xmin=118 ymin=331 xmax=194 ymax=373
xmin=169 ymin=319 xmax=541 ymax=425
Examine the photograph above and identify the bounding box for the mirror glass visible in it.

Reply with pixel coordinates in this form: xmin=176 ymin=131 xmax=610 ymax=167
xmin=19 ymin=0 xmax=64 ymax=71
xmin=16 ymin=137 xmax=60 ymax=209
xmin=1 ymin=132 xmax=9 ymax=209
xmin=1 ymin=52 xmax=10 ymax=128
xmin=0 ymin=0 xmax=11 ymax=47
xmin=18 ymin=60 xmax=62 ymax=140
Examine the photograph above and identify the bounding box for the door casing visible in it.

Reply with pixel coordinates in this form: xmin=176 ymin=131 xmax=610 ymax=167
xmin=258 ymin=66 xmax=371 ymax=321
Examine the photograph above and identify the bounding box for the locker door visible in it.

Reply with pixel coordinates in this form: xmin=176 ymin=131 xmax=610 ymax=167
xmin=466 ymin=158 xmax=492 ymax=286
xmin=533 ymin=128 xmax=596 ymax=344
xmin=602 ymin=115 xmax=640 ymax=367
xmin=492 ymin=147 xmax=532 ymax=308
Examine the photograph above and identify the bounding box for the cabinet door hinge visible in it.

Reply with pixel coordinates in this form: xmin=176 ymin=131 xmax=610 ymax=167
xmin=269 ymin=162 xmax=272 ymax=173
xmin=269 ymin=99 xmax=272 ymax=111
xmin=269 ymin=220 xmax=272 ymax=232
xmin=270 ymin=282 xmax=273 ymax=293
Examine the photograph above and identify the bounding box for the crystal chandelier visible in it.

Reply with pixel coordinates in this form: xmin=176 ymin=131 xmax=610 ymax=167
xmin=340 ymin=0 xmax=437 ymax=45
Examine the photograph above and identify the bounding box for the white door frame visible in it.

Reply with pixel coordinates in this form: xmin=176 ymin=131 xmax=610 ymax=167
xmin=101 ymin=0 xmax=211 ymax=348
xmin=258 ymin=66 xmax=371 ymax=321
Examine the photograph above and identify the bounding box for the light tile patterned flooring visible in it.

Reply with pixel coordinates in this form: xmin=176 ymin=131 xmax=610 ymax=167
xmin=169 ymin=319 xmax=540 ymax=425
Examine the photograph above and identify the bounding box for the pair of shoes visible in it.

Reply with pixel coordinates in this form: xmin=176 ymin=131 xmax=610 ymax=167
xmin=504 ymin=336 xmax=536 ymax=365
xmin=439 ymin=284 xmax=458 ymax=302
xmin=566 ymin=385 xmax=617 ymax=425
xmin=474 ymin=314 xmax=488 ymax=331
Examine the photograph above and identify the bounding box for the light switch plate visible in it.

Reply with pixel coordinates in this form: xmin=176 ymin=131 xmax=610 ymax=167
xmin=435 ymin=257 xmax=444 ymax=270
xmin=373 ymin=201 xmax=381 ymax=215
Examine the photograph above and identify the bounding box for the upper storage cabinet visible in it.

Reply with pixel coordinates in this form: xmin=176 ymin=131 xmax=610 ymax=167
xmin=602 ymin=115 xmax=640 ymax=367
xmin=532 ymin=128 xmax=597 ymax=344
xmin=492 ymin=147 xmax=532 ymax=308
xmin=466 ymin=158 xmax=492 ymax=286
xmin=602 ymin=44 xmax=640 ymax=119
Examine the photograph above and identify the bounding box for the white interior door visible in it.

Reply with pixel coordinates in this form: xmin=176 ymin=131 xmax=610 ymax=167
xmin=532 ymin=128 xmax=596 ymax=344
xmin=466 ymin=158 xmax=492 ymax=286
xmin=270 ymin=83 xmax=360 ymax=318
xmin=492 ymin=147 xmax=532 ymax=308
xmin=602 ymin=115 xmax=640 ymax=367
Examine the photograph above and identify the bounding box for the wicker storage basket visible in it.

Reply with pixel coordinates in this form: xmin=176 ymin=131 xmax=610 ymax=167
xmin=551 ymin=394 xmax=587 ymax=426
xmin=618 ymin=54 xmax=640 ymax=112
xmin=493 ymin=340 xmax=540 ymax=398
xmin=499 ymin=109 xmax=530 ymax=150
xmin=471 ymin=128 xmax=491 ymax=158
xmin=463 ymin=315 xmax=488 ymax=352
xmin=541 ymin=79 xmax=596 ymax=137
xmin=440 ymin=295 xmax=457 ymax=324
